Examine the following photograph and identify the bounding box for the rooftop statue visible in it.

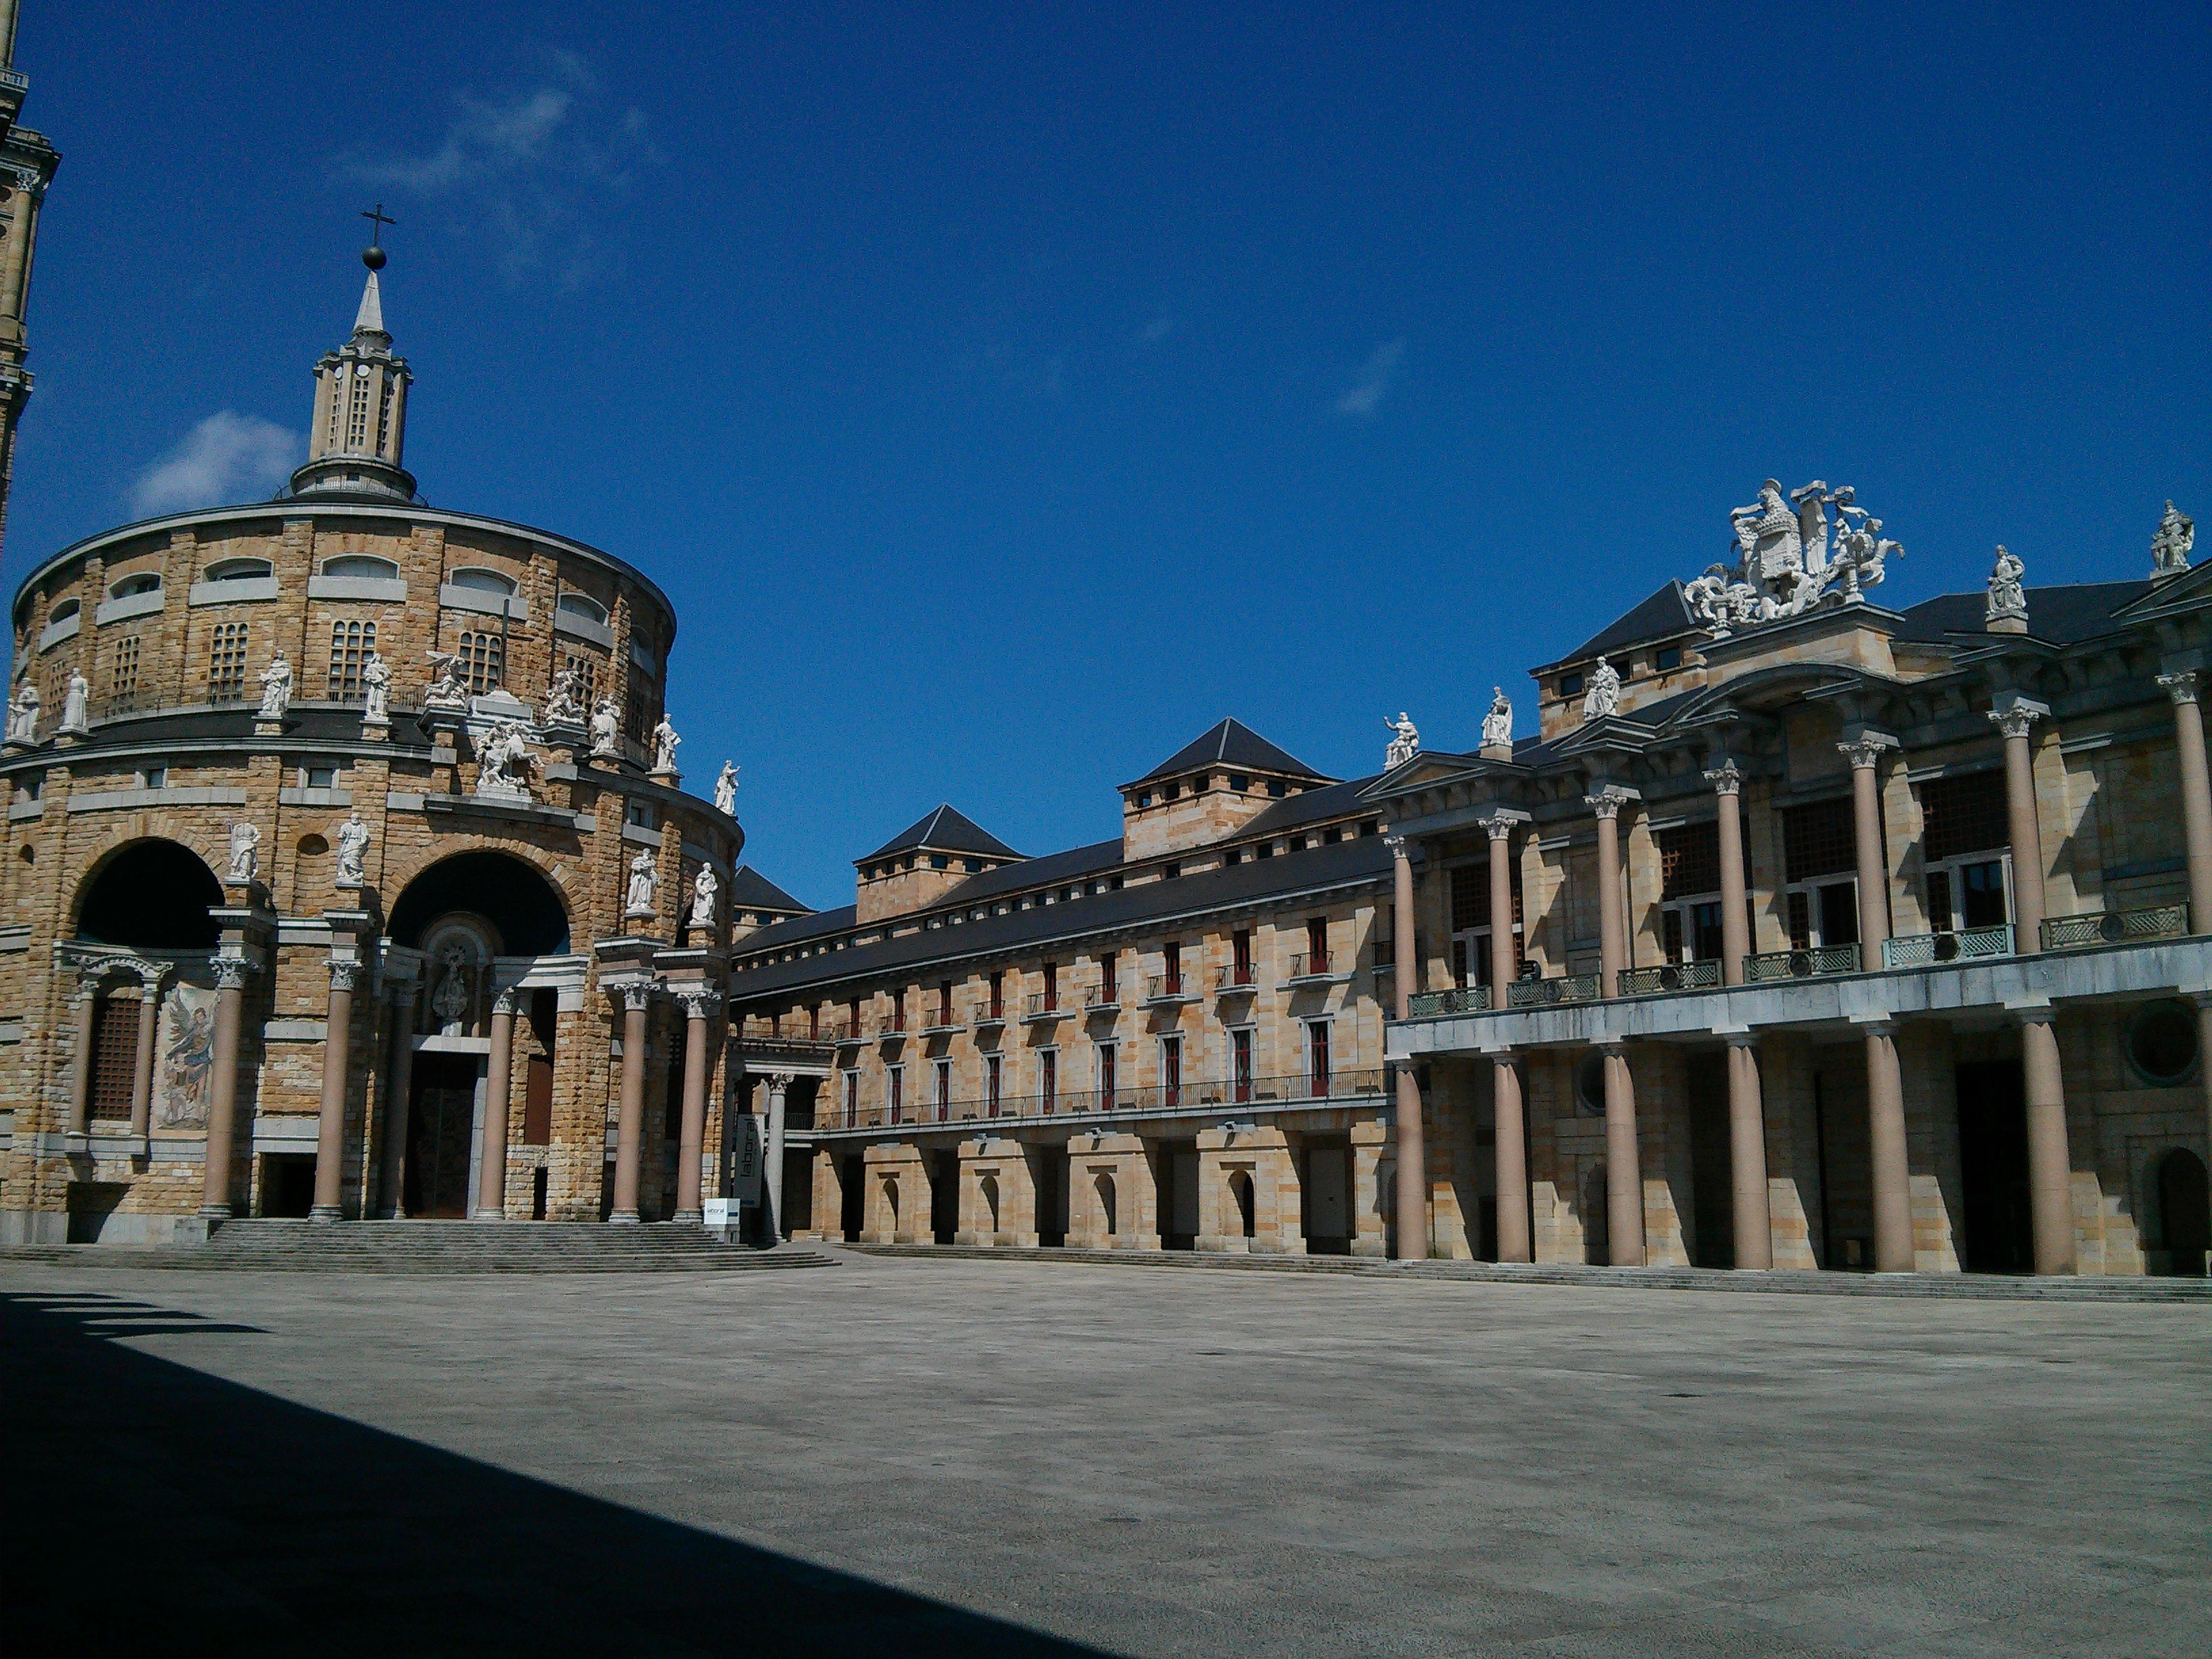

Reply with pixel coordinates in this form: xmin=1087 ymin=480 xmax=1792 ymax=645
xmin=1582 ymin=657 xmax=1620 ymax=721
xmin=1687 ymin=478 xmax=1902 ymax=636
xmin=1481 ymin=687 xmax=1513 ymax=749
xmin=2152 ymin=501 xmax=2195 ymax=578
xmin=714 ymin=760 xmax=738 ymax=816
xmin=1986 ymin=546 xmax=2026 ymax=626
xmin=1383 ymin=712 xmax=1420 ymax=769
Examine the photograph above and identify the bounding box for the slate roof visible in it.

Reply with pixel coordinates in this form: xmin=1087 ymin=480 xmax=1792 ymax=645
xmin=726 ymin=865 xmax=810 ymax=916
xmin=731 ymin=833 xmax=1393 ymax=1001
xmin=1892 ymin=581 xmax=2152 ymax=647
xmin=744 ymin=903 xmax=856 ymax=954
xmin=858 ymin=804 xmax=1023 ymax=865
xmin=1557 ymin=582 xmax=1698 ymax=665
xmin=1128 ymin=718 xmax=1331 ymax=787
xmin=940 ymin=838 xmax=1126 ymax=908
xmin=1234 ymin=774 xmax=1386 ymax=839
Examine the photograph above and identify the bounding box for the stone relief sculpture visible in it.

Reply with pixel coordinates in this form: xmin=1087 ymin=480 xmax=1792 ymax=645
xmin=59 ymin=668 xmax=89 ymax=733
xmin=334 ymin=811 xmax=371 ymax=886
xmin=256 ymin=649 xmax=293 ymax=719
xmin=1481 ymin=687 xmax=1513 ymax=749
xmin=9 ymin=677 xmax=41 ymax=743
xmin=473 ymin=720 xmax=537 ymax=799
xmin=689 ymin=865 xmax=718 ymax=930
xmin=2152 ymin=501 xmax=2195 ymax=578
xmin=226 ymin=821 xmax=260 ymax=884
xmin=714 ymin=760 xmax=738 ymax=816
xmin=157 ymin=985 xmax=216 ymax=1129
xmin=423 ymin=649 xmax=470 ymax=713
xmin=651 ymin=714 xmax=680 ymax=774
xmin=590 ymin=697 xmax=622 ymax=758
xmin=1582 ymin=658 xmax=1621 ymax=720
xmin=1986 ymin=546 xmax=2026 ymax=626
xmin=431 ymin=945 xmax=473 ymax=1036
xmin=544 ymin=661 xmax=587 ymax=726
xmin=625 ymin=848 xmax=660 ymax=919
xmin=1383 ymin=712 xmax=1420 ymax=769
xmin=1686 ymin=478 xmax=1904 ymax=636
xmin=359 ymin=648 xmax=390 ymax=723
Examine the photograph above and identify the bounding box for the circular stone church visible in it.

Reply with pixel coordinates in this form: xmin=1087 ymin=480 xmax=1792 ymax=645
xmin=0 ymin=250 xmax=743 ymax=1242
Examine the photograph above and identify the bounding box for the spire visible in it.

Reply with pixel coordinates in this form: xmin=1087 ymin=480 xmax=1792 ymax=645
xmin=281 ymin=224 xmax=417 ymax=504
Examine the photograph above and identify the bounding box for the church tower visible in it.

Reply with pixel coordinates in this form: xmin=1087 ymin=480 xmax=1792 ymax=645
xmin=0 ymin=0 xmax=62 ymax=557
xmin=286 ymin=234 xmax=416 ymax=503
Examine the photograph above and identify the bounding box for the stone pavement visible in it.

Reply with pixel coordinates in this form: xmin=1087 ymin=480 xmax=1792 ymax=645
xmin=3 ymin=1250 xmax=2206 ymax=1657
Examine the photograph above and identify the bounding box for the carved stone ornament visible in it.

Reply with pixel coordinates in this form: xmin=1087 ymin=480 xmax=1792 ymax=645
xmin=2152 ymin=501 xmax=2194 ymax=578
xmin=768 ymin=1071 xmax=797 ymax=1093
xmin=60 ymin=669 xmax=91 ymax=734
xmin=1988 ymin=705 xmax=2041 ymax=741
xmin=334 ymin=811 xmax=371 ymax=887
xmin=651 ymin=716 xmax=680 ymax=775
xmin=714 ymin=761 xmax=739 ymax=816
xmin=2158 ymin=670 xmax=2200 ymax=706
xmin=225 ymin=821 xmax=260 ymax=884
xmin=618 ymin=980 xmax=657 ymax=1013
xmin=6 ymin=678 xmax=39 ymax=743
xmin=328 ymin=960 xmax=367 ymax=993
xmin=1582 ymin=659 xmax=1621 ymax=721
xmin=211 ymin=955 xmax=255 ymax=991
xmin=1685 ymin=478 xmax=1903 ymax=636
xmin=359 ymin=648 xmax=391 ymax=723
xmin=689 ymin=865 xmax=718 ymax=930
xmin=544 ymin=661 xmax=588 ymax=727
xmin=1383 ymin=712 xmax=1420 ymax=770
xmin=1582 ymin=790 xmax=1624 ymax=821
xmin=423 ymin=650 xmax=470 ymax=713
xmin=1837 ymin=736 xmax=1892 ymax=771
xmin=1985 ymin=546 xmax=2027 ymax=626
xmin=256 ymin=650 xmax=293 ymax=720
xmin=1703 ymin=760 xmax=1744 ymax=796
xmin=674 ymin=986 xmax=723 ymax=1020
xmin=472 ymin=720 xmax=537 ymax=800
xmin=590 ymin=697 xmax=622 ymax=758
xmin=1480 ymin=687 xmax=1512 ymax=749
xmin=625 ymin=848 xmax=660 ymax=918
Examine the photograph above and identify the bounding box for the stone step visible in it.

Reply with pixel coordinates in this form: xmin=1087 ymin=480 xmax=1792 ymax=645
xmin=0 ymin=1222 xmax=839 ymax=1274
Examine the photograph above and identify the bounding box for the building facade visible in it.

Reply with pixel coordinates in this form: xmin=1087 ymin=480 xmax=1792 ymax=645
xmin=0 ymin=251 xmax=750 ymax=1243
xmin=741 ymin=487 xmax=2212 ymax=1278
xmin=0 ymin=0 xmax=61 ymax=561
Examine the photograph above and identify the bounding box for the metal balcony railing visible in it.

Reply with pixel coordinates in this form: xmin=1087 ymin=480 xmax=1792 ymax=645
xmin=972 ymin=1004 xmax=1006 ymax=1027
xmin=1744 ymin=943 xmax=1862 ymax=982
xmin=1021 ymin=991 xmax=1065 ymax=1019
xmin=818 ymin=1069 xmax=1388 ymax=1132
xmin=1284 ymin=951 xmax=1345 ymax=982
xmin=1085 ymin=983 xmax=1120 ymax=1011
xmin=2041 ymin=903 xmax=2191 ymax=951
xmin=1214 ymin=964 xmax=1259 ymax=993
xmin=1406 ymin=986 xmax=1490 ymax=1018
xmin=1504 ymin=973 xmax=1603 ymax=1008
xmin=1618 ymin=960 xmax=1722 ymax=996
xmin=1882 ymin=924 xmax=2015 ymax=968
xmin=1144 ymin=973 xmax=1196 ymax=1003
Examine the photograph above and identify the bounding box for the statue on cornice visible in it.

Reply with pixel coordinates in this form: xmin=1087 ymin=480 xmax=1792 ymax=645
xmin=1383 ymin=712 xmax=1420 ymax=769
xmin=474 ymin=720 xmax=537 ymax=799
xmin=1689 ymin=478 xmax=1902 ymax=636
xmin=689 ymin=865 xmax=718 ymax=930
xmin=60 ymin=668 xmax=90 ymax=733
xmin=651 ymin=715 xmax=680 ymax=775
xmin=2152 ymin=501 xmax=2194 ymax=579
xmin=625 ymin=849 xmax=660 ymax=919
xmin=335 ymin=811 xmax=371 ymax=887
xmin=544 ymin=661 xmax=587 ymax=727
xmin=359 ymin=648 xmax=390 ymax=724
xmin=1986 ymin=546 xmax=2026 ymax=625
xmin=714 ymin=760 xmax=738 ymax=816
xmin=1582 ymin=659 xmax=1621 ymax=720
xmin=7 ymin=678 xmax=39 ymax=743
xmin=256 ymin=651 xmax=293 ymax=720
xmin=226 ymin=821 xmax=260 ymax=884
xmin=590 ymin=697 xmax=622 ymax=758
xmin=1481 ymin=687 xmax=1512 ymax=749
xmin=423 ymin=649 xmax=470 ymax=713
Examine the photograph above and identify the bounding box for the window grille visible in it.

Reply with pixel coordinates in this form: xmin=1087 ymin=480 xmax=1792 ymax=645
xmin=1782 ymin=797 xmax=1857 ymax=884
xmin=346 ymin=371 xmax=371 ymax=449
xmin=208 ymin=622 xmax=249 ymax=702
xmin=327 ymin=619 xmax=376 ymax=702
xmin=1450 ymin=864 xmax=1489 ymax=931
xmin=110 ymin=635 xmax=141 ymax=712
xmin=1658 ymin=820 xmax=1721 ymax=900
xmin=563 ymin=651 xmax=598 ymax=705
xmin=87 ymin=996 xmax=140 ymax=1120
xmin=457 ymin=630 xmax=504 ymax=694
xmin=1919 ymin=771 xmax=2009 ymax=865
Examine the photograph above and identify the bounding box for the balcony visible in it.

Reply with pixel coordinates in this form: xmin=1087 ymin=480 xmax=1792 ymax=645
xmin=971 ymin=1004 xmax=1007 ymax=1031
xmin=921 ymin=1010 xmax=963 ymax=1037
xmin=1143 ymin=973 xmax=1200 ymax=1008
xmin=1084 ymin=984 xmax=1120 ymax=1014
xmin=1504 ymin=973 xmax=1603 ymax=1008
xmin=1883 ymin=924 xmax=2013 ymax=969
xmin=1213 ymin=964 xmax=1260 ymax=997
xmin=1618 ymin=959 xmax=1723 ymax=996
xmin=2042 ymin=903 xmax=2191 ymax=952
xmin=1744 ymin=943 xmax=1862 ymax=982
xmin=1019 ymin=993 xmax=1067 ymax=1025
xmin=875 ymin=1017 xmax=909 ymax=1046
xmin=824 ymin=1069 xmax=1391 ymax=1132
xmin=1283 ymin=951 xmax=1352 ymax=988
xmin=1407 ymin=985 xmax=1490 ymax=1018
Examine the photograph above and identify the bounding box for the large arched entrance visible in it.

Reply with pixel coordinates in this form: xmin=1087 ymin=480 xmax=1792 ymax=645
xmin=75 ymin=840 xmax=222 ymax=949
xmin=387 ymin=851 xmax=570 ymax=1219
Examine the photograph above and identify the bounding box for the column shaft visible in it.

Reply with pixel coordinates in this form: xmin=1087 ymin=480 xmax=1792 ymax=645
xmin=1389 ymin=836 xmax=1427 ymax=1260
xmin=1601 ymin=1046 xmax=1645 ymax=1265
xmin=1864 ymin=1025 xmax=1913 ymax=1271
xmin=1595 ymin=806 xmax=1626 ymax=996
xmin=1848 ymin=752 xmax=1889 ymax=951
xmin=378 ymin=996 xmax=418 ymax=1217
xmin=672 ymin=1006 xmax=711 ymax=1221
xmin=764 ymin=1079 xmax=790 ymax=1243
xmin=1711 ymin=769 xmax=1750 ymax=984
xmin=198 ymin=975 xmax=246 ymax=1216
xmin=2021 ymin=1014 xmax=2076 ymax=1275
xmin=311 ymin=972 xmax=356 ymax=1221
xmin=610 ymin=994 xmax=651 ymax=1223
xmin=1492 ymin=1058 xmax=1530 ymax=1263
xmin=1998 ymin=713 xmax=2047 ymax=949
xmin=2169 ymin=687 xmax=2212 ymax=922
xmin=472 ymin=997 xmax=516 ymax=1220
xmin=1726 ymin=1040 xmax=1771 ymax=1269
xmin=66 ymin=990 xmax=94 ymax=1134
xmin=127 ymin=982 xmax=160 ymax=1139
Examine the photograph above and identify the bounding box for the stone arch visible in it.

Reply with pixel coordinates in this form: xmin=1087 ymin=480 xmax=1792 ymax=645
xmin=2151 ymin=1147 xmax=2209 ymax=1277
xmin=388 ymin=847 xmax=572 ymax=957
xmin=1094 ymin=1171 xmax=1118 ymax=1238
xmin=70 ymin=835 xmax=224 ymax=950
xmin=881 ymin=1173 xmax=899 ymax=1232
xmin=980 ymin=1171 xmax=1001 ymax=1233
xmin=1227 ymin=1170 xmax=1256 ymax=1239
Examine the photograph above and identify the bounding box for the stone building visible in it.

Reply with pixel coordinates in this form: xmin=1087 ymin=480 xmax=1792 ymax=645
xmin=738 ymin=485 xmax=2212 ymax=1277
xmin=0 ymin=0 xmax=62 ymax=560
xmin=0 ymin=249 xmax=747 ymax=1242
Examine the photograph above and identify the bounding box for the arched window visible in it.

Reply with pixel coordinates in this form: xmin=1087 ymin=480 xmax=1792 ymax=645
xmin=457 ymin=630 xmax=503 ymax=694
xmin=321 ymin=554 xmax=399 ymax=580
xmin=1229 ymin=1171 xmax=1256 ymax=1239
xmin=562 ymin=651 xmax=599 ymax=706
xmin=447 ymin=567 xmax=516 ymax=596
xmin=556 ymin=591 xmax=608 ymax=626
xmin=202 ymin=557 xmax=272 ymax=583
xmin=48 ymin=598 xmax=79 ymax=623
xmin=108 ymin=573 xmax=161 ymax=599
xmin=329 ymin=619 xmax=377 ymax=701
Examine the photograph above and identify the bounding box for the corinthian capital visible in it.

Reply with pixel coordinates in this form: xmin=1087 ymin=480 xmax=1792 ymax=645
xmin=1836 ymin=736 xmax=1893 ymax=770
xmin=1582 ymin=790 xmax=1624 ymax=821
xmin=1987 ymin=705 xmax=2040 ymax=741
xmin=615 ymin=980 xmax=658 ymax=1013
xmin=1702 ymin=760 xmax=1743 ymax=796
xmin=211 ymin=956 xmax=255 ymax=991
xmin=328 ymin=960 xmax=367 ymax=994
xmin=1381 ymin=832 xmax=1408 ymax=858
xmin=2158 ymin=670 xmax=2199 ymax=706
xmin=674 ymin=987 xmax=724 ymax=1021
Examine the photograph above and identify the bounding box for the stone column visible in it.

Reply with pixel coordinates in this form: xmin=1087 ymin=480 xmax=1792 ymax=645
xmin=377 ymin=988 xmax=418 ymax=1217
xmin=1724 ymin=1033 xmax=1771 ymax=1269
xmin=309 ymin=962 xmax=363 ymax=1222
xmin=1481 ymin=813 xmax=1531 ymax=1263
xmin=609 ymin=982 xmax=654 ymax=1224
xmin=764 ymin=1070 xmax=793 ymax=1244
xmin=1387 ymin=834 xmax=1427 ymax=1261
xmin=2156 ymin=673 xmax=2212 ymax=1172
xmin=2020 ymin=1010 xmax=2076 ymax=1275
xmin=65 ymin=980 xmax=96 ymax=1135
xmin=670 ymin=987 xmax=719 ymax=1223
xmin=1990 ymin=699 xmax=2048 ymax=951
xmin=1861 ymin=1017 xmax=1914 ymax=1271
xmin=1706 ymin=761 xmax=1750 ymax=985
xmin=1838 ymin=735 xmax=1894 ymax=957
xmin=472 ymin=989 xmax=519 ymax=1221
xmin=198 ymin=957 xmax=252 ymax=1217
xmin=126 ymin=971 xmax=164 ymax=1141
xmin=1587 ymin=790 xmax=1627 ymax=996
xmin=1597 ymin=1042 xmax=1645 ymax=1265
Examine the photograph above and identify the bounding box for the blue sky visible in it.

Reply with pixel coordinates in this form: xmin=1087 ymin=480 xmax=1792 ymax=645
xmin=7 ymin=2 xmax=2206 ymax=908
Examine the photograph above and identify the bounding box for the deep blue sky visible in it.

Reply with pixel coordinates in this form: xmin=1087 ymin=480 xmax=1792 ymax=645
xmin=7 ymin=3 xmax=2205 ymax=907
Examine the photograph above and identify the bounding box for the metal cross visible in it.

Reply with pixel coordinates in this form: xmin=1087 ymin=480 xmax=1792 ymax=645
xmin=361 ymin=203 xmax=396 ymax=245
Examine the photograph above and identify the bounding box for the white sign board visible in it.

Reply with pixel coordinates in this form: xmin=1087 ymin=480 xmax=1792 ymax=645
xmin=729 ymin=1114 xmax=764 ymax=1202
xmin=702 ymin=1197 xmax=730 ymax=1230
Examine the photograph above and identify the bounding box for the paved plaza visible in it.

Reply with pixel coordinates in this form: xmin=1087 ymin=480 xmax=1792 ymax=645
xmin=5 ymin=1252 xmax=2207 ymax=1657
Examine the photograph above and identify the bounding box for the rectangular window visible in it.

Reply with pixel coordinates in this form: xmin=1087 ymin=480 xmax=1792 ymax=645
xmin=1041 ymin=1050 xmax=1057 ymax=1111
xmin=1163 ymin=941 xmax=1182 ymax=996
xmin=888 ymin=1066 xmax=903 ymax=1125
xmin=1042 ymin=960 xmax=1057 ymax=1010
xmin=1306 ymin=916 xmax=1328 ymax=971
xmin=1920 ymin=771 xmax=2009 ymax=865
xmin=989 ymin=971 xmax=1004 ymax=1019
xmin=934 ymin=1059 xmax=951 ymax=1122
xmin=87 ymin=994 xmax=140 ymax=1120
xmin=1160 ymin=1034 xmax=1183 ymax=1106
xmin=1097 ymin=1042 xmax=1118 ymax=1104
xmin=327 ymin=619 xmax=376 ymax=702
xmin=987 ymin=1053 xmax=1002 ymax=1117
xmin=937 ymin=981 xmax=953 ymax=1027
xmin=846 ymin=998 xmax=861 ymax=1038
xmin=564 ymin=651 xmax=600 ymax=707
xmin=208 ymin=621 xmax=249 ymax=702
xmin=457 ymin=630 xmax=504 ymax=695
xmin=1307 ymin=1021 xmax=1332 ymax=1096
xmin=1657 ymin=820 xmax=1721 ymax=901
xmin=1782 ymin=796 xmax=1857 ymax=884
xmin=110 ymin=635 xmax=141 ymax=712
xmin=843 ymin=1070 xmax=859 ymax=1127
xmin=1097 ymin=951 xmax=1117 ymax=1003
xmin=1232 ymin=1027 xmax=1253 ymax=1103
xmin=1231 ymin=930 xmax=1252 ymax=981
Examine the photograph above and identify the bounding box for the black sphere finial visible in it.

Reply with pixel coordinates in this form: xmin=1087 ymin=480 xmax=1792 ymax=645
xmin=362 ymin=244 xmax=387 ymax=271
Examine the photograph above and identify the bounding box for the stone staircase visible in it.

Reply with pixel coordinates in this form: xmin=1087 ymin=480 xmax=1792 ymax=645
xmin=0 ymin=1219 xmax=839 ymax=1274
xmin=840 ymin=1242 xmax=2212 ymax=1302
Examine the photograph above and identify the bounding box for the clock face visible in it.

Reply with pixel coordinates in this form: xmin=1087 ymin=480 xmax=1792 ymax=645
xmin=354 ymin=362 xmax=372 ymax=377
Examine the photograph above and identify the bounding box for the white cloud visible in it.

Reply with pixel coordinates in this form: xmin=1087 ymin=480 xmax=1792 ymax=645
xmin=1138 ymin=314 xmax=1176 ymax=344
xmin=1334 ymin=339 xmax=1406 ymax=417
xmin=129 ymin=413 xmax=298 ymax=517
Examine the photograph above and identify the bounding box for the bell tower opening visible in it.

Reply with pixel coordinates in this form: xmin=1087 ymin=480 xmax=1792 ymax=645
xmin=283 ymin=219 xmax=419 ymax=505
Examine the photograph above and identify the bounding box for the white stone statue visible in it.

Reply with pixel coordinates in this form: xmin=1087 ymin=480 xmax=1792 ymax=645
xmin=625 ymin=848 xmax=659 ymax=918
xmin=423 ymin=649 xmax=470 ymax=713
xmin=1692 ymin=478 xmax=1903 ymax=634
xmin=544 ymin=661 xmax=587 ymax=727
xmin=226 ymin=821 xmax=260 ymax=884
xmin=689 ymin=864 xmax=718 ymax=930
xmin=431 ymin=945 xmax=472 ymax=1035
xmin=256 ymin=650 xmax=293 ymax=719
xmin=334 ymin=811 xmax=370 ymax=887
xmin=1383 ymin=712 xmax=1419 ymax=769
xmin=6 ymin=678 xmax=38 ymax=743
xmin=590 ymin=697 xmax=622 ymax=758
xmin=473 ymin=720 xmax=536 ymax=799
xmin=1582 ymin=658 xmax=1621 ymax=720
xmin=359 ymin=649 xmax=390 ymax=723
xmin=59 ymin=668 xmax=89 ymax=733
xmin=2152 ymin=501 xmax=2195 ymax=578
xmin=1986 ymin=546 xmax=2026 ymax=625
xmin=714 ymin=760 xmax=738 ymax=816
xmin=651 ymin=714 xmax=680 ymax=774
xmin=1481 ymin=687 xmax=1513 ymax=749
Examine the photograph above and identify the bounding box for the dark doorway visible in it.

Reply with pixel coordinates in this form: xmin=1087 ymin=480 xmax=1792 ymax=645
xmin=1956 ymin=1059 xmax=2032 ymax=1273
xmin=1035 ymin=1147 xmax=1066 ymax=1246
xmin=783 ymin=1149 xmax=815 ymax=1235
xmin=262 ymin=1155 xmax=316 ymax=1218
xmin=75 ymin=840 xmax=222 ymax=949
xmin=1303 ymin=1137 xmax=1351 ymax=1254
xmin=405 ymin=1052 xmax=480 ymax=1219
xmin=1160 ymin=1141 xmax=1199 ymax=1249
xmin=388 ymin=851 xmax=569 ymax=955
xmin=838 ymin=1155 xmax=864 ymax=1242
xmin=2156 ymin=1148 xmax=2210 ymax=1277
xmin=930 ymin=1150 xmax=959 ymax=1244
xmin=521 ymin=989 xmax=555 ymax=1145
xmin=1686 ymin=1050 xmax=1736 ymax=1268
xmin=64 ymin=1183 xmax=127 ymax=1243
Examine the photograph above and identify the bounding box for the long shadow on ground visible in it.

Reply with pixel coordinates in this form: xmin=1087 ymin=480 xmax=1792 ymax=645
xmin=1 ymin=1290 xmax=1118 ymax=1659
